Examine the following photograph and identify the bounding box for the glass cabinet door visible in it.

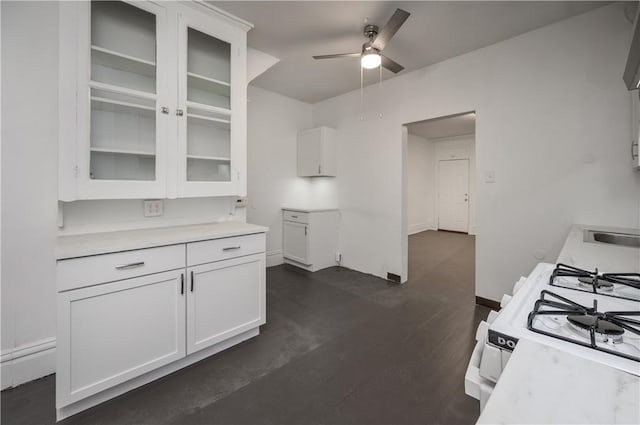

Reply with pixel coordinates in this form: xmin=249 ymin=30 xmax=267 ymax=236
xmin=87 ymin=1 xmax=161 ymax=183
xmin=179 ymin=23 xmax=233 ymax=188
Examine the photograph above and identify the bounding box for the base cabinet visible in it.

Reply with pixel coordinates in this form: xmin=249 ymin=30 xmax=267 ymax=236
xmin=57 ymin=270 xmax=186 ymax=407
xmin=56 ymin=231 xmax=266 ymax=420
xmin=282 ymin=209 xmax=339 ymax=272
xmin=187 ymin=254 xmax=265 ymax=354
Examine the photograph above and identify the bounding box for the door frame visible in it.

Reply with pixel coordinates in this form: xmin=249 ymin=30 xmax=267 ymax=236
xmin=400 ymin=110 xmax=477 ymax=283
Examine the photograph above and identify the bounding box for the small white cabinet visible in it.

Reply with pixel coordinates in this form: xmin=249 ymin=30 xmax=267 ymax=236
xmin=282 ymin=208 xmax=339 ymax=272
xmin=56 ymin=225 xmax=266 ymax=420
xmin=58 ymin=1 xmax=251 ymax=200
xmin=297 ymin=127 xmax=337 ymax=177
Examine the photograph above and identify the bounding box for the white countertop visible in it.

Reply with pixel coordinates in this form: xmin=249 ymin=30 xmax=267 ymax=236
xmin=477 ymin=339 xmax=640 ymax=425
xmin=282 ymin=207 xmax=339 ymax=213
xmin=56 ymin=221 xmax=268 ymax=260
xmin=557 ymin=224 xmax=640 ymax=272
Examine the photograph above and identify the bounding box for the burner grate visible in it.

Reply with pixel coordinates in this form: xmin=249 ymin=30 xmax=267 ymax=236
xmin=527 ymin=290 xmax=640 ymax=362
xmin=549 ymin=263 xmax=640 ymax=301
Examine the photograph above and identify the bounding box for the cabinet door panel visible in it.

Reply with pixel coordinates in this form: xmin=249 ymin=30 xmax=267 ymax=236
xmin=187 ymin=254 xmax=265 ymax=355
xmin=57 ymin=270 xmax=186 ymax=407
xmin=283 ymin=221 xmax=310 ymax=265
xmin=176 ymin=10 xmax=246 ymax=197
xmin=71 ymin=0 xmax=170 ymax=199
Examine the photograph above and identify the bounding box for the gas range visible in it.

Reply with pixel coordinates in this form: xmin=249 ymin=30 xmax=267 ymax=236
xmin=488 ymin=263 xmax=640 ymax=376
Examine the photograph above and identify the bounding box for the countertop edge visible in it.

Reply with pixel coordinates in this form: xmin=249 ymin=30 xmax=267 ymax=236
xmin=56 ymin=222 xmax=269 ymax=260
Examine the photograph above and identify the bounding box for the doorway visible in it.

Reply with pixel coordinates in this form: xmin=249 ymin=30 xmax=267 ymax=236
xmin=401 ymin=111 xmax=476 ymax=283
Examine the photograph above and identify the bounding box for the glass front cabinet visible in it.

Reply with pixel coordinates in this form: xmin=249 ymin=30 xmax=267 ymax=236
xmin=59 ymin=1 xmax=250 ymax=200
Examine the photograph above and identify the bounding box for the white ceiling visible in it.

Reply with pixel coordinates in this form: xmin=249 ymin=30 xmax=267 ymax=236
xmin=213 ymin=1 xmax=609 ymax=104
xmin=406 ymin=112 xmax=476 ymax=140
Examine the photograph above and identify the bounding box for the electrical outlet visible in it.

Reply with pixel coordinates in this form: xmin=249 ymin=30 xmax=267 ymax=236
xmin=143 ymin=200 xmax=164 ymax=217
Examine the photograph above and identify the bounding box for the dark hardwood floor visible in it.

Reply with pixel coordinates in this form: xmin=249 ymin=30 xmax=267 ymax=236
xmin=1 ymin=230 xmax=487 ymax=425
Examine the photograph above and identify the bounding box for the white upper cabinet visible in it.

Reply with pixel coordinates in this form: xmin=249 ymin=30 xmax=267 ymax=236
xmin=297 ymin=127 xmax=336 ymax=177
xmin=59 ymin=1 xmax=251 ymax=201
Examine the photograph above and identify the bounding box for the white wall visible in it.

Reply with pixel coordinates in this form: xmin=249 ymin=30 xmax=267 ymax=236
xmin=312 ymin=3 xmax=640 ymax=300
xmin=407 ymin=133 xmax=476 ymax=235
xmin=245 ymin=85 xmax=316 ymax=266
xmin=1 ymin=1 xmax=59 ymax=388
xmin=407 ymin=134 xmax=435 ymax=234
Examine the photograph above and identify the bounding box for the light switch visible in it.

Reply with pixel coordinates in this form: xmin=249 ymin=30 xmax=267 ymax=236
xmin=484 ymin=171 xmax=495 ymax=183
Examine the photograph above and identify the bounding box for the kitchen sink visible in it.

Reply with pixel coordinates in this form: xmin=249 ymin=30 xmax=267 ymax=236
xmin=583 ymin=229 xmax=640 ymax=248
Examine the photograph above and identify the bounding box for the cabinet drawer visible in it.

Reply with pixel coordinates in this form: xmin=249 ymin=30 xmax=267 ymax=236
xmin=57 ymin=244 xmax=186 ymax=292
xmin=283 ymin=210 xmax=308 ymax=224
xmin=187 ymin=233 xmax=265 ymax=266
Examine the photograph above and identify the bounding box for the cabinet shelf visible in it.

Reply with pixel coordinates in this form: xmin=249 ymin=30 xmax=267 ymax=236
xmin=186 ymin=155 xmax=230 ymax=161
xmin=91 ymin=147 xmax=156 ymax=157
xmin=90 ymin=80 xmax=157 ymax=101
xmin=91 ymin=45 xmax=156 ymax=78
xmin=187 ymin=72 xmax=230 ymax=97
xmin=187 ymin=113 xmax=230 ymax=125
xmin=91 ymin=96 xmax=156 ymax=113
xmin=187 ymin=101 xmax=231 ymax=116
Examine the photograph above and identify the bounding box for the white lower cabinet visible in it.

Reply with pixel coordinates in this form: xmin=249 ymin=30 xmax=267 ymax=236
xmin=282 ymin=208 xmax=339 ymax=272
xmin=187 ymin=254 xmax=265 ymax=354
xmin=57 ymin=270 xmax=186 ymax=407
xmin=56 ymin=230 xmax=266 ymax=420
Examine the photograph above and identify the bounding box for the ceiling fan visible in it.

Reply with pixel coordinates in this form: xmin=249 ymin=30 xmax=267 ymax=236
xmin=313 ymin=8 xmax=410 ymax=73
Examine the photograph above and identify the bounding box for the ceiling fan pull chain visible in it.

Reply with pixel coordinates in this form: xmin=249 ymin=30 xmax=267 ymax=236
xmin=360 ymin=63 xmax=364 ymax=121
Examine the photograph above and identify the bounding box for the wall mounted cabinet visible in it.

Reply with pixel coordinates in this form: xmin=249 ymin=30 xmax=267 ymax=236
xmin=58 ymin=1 xmax=251 ymax=200
xmin=297 ymin=127 xmax=337 ymax=177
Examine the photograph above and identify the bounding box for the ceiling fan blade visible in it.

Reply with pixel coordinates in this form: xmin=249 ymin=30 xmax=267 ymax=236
xmin=313 ymin=53 xmax=360 ymax=60
xmin=381 ymin=55 xmax=404 ymax=73
xmin=371 ymin=8 xmax=410 ymax=51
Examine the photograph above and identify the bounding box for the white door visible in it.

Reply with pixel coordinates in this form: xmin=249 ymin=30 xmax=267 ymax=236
xmin=186 ymin=254 xmax=265 ymax=355
xmin=438 ymin=159 xmax=469 ymax=233
xmin=283 ymin=221 xmax=310 ymax=265
xmin=57 ymin=270 xmax=186 ymax=407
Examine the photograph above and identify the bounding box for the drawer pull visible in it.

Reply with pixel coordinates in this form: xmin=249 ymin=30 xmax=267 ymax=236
xmin=115 ymin=261 xmax=145 ymax=270
xmin=222 ymin=246 xmax=241 ymax=251
xmin=291 ymin=215 xmax=298 ymax=218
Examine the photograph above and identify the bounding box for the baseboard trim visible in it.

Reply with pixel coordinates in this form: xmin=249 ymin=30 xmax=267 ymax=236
xmin=408 ymin=222 xmax=436 ymax=235
xmin=266 ymin=250 xmax=284 ymax=268
xmin=1 ymin=337 xmax=56 ymax=390
xmin=475 ymin=296 xmax=500 ymax=310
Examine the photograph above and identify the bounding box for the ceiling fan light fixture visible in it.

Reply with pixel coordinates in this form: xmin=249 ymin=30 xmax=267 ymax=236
xmin=361 ymin=52 xmax=381 ymax=69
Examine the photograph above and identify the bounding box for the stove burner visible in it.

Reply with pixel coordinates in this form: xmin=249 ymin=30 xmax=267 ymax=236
xmin=527 ymin=290 xmax=640 ymax=362
xmin=567 ymin=314 xmax=624 ymax=343
xmin=550 ymin=264 xmax=640 ymax=301
xmin=577 ymin=277 xmax=614 ymax=291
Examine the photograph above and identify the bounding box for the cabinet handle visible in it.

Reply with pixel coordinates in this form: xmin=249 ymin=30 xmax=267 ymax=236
xmin=115 ymin=261 xmax=145 ymax=270
xmin=190 ymin=271 xmax=194 ymax=292
xmin=161 ymin=106 xmax=170 ymax=114
xmin=291 ymin=215 xmax=298 ymax=218
xmin=223 ymin=246 xmax=241 ymax=251
xmin=176 ymin=109 xmax=184 ymax=117
xmin=180 ymin=273 xmax=184 ymax=295
xmin=318 ymin=165 xmax=321 ymax=174
xmin=305 ymin=226 xmax=307 ymax=236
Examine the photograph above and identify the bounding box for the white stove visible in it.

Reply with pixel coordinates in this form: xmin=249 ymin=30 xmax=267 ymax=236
xmin=465 ymin=262 xmax=640 ymax=410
